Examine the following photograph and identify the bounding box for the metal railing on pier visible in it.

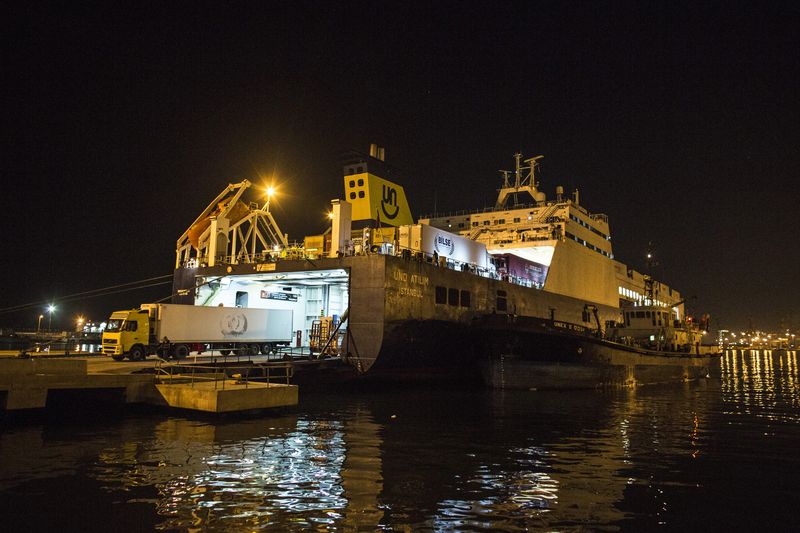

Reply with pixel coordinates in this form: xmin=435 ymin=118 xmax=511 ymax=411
xmin=154 ymin=359 xmax=293 ymax=389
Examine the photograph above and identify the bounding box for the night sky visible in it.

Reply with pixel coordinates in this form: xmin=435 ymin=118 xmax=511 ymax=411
xmin=4 ymin=1 xmax=799 ymax=332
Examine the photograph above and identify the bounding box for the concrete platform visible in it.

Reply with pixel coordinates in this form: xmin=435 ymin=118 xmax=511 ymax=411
xmin=1 ymin=357 xmax=299 ymax=413
xmin=155 ymin=380 xmax=298 ymax=413
xmin=0 ymin=358 xmax=152 ymax=410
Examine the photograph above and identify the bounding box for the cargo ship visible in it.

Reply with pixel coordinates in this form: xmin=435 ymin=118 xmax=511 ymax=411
xmin=169 ymin=146 xmax=717 ymax=388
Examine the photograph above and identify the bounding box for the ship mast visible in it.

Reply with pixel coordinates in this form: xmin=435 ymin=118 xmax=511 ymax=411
xmin=495 ymin=153 xmax=546 ymax=209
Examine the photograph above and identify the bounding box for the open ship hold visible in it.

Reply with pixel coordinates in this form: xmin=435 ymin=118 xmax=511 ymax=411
xmin=167 ymin=146 xmax=718 ymax=388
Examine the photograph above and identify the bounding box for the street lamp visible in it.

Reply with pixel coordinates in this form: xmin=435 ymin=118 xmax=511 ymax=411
xmin=47 ymin=304 xmax=55 ymax=331
xmin=37 ymin=314 xmax=44 ymax=332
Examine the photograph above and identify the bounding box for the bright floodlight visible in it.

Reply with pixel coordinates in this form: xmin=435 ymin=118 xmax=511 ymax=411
xmin=48 ymin=304 xmax=55 ymax=313
xmin=266 ymin=185 xmax=276 ymax=198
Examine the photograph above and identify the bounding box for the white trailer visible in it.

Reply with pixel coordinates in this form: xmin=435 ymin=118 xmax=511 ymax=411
xmin=398 ymin=224 xmax=490 ymax=270
xmin=102 ymin=303 xmax=294 ymax=360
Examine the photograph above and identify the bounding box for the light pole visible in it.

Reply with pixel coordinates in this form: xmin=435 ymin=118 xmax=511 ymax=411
xmin=47 ymin=304 xmax=55 ymax=331
xmin=264 ymin=185 xmax=275 ymax=212
xmin=37 ymin=314 xmax=44 ymax=333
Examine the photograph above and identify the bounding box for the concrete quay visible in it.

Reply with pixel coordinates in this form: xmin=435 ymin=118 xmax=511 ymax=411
xmin=0 ymin=356 xmax=298 ymax=413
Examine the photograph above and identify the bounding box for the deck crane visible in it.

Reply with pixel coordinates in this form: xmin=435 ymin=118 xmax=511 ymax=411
xmin=175 ymin=180 xmax=289 ymax=268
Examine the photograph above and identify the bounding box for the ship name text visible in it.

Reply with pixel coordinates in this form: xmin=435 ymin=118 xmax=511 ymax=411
xmin=393 ymin=269 xmax=429 ymax=299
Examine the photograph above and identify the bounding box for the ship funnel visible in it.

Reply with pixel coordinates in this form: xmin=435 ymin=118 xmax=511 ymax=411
xmin=369 ymin=143 xmax=386 ymax=161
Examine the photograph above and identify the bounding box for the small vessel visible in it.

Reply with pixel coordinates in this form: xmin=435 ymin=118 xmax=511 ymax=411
xmin=477 ymin=305 xmax=716 ymax=390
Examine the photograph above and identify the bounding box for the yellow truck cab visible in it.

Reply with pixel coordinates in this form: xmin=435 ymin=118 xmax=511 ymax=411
xmin=102 ymin=309 xmax=151 ymax=361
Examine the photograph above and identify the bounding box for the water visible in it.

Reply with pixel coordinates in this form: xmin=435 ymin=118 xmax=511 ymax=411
xmin=2 ymin=349 xmax=799 ymax=531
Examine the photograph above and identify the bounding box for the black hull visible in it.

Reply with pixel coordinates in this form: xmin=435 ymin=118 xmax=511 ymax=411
xmin=474 ymin=315 xmax=716 ymax=389
xmin=362 ymin=320 xmax=483 ymax=383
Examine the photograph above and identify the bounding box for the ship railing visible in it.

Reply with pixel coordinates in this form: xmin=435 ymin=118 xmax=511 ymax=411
xmin=210 ymin=246 xmax=315 ymax=266
xmin=420 ymin=199 xmax=574 ymax=220
xmin=154 ymin=360 xmax=293 ymax=389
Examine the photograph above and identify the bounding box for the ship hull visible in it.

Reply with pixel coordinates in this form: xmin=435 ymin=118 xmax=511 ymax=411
xmin=176 ymin=254 xmax=715 ymax=388
xmin=474 ymin=315 xmax=715 ymax=389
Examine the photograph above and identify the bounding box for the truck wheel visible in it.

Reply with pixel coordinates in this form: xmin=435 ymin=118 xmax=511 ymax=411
xmin=260 ymin=343 xmax=273 ymax=355
xmin=129 ymin=346 xmax=145 ymax=361
xmin=219 ymin=349 xmax=231 ymax=356
xmin=173 ymin=344 xmax=189 ymax=359
xmin=111 ymin=353 xmax=126 ymax=362
xmin=247 ymin=344 xmax=260 ymax=356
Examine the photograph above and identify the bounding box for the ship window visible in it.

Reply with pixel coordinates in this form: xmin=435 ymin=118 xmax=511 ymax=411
xmin=448 ymin=288 xmax=459 ymax=306
xmin=358 ymin=191 xmax=365 ymax=198
xmin=513 ymin=218 xmax=520 ymax=223
xmin=497 ymin=297 xmax=507 ymax=312
xmin=636 ymin=311 xmax=645 ymax=318
xmin=435 ymin=286 xmax=447 ymax=304
xmin=460 ymin=290 xmax=471 ymax=307
xmin=458 ymin=223 xmax=464 ymax=228
xmin=349 ymin=180 xmax=355 ymax=188
xmin=646 ymin=311 xmax=651 ymax=318
xmin=357 ymin=178 xmax=364 ymax=186
xmin=349 ymin=192 xmax=356 ymax=200
xmin=496 ymin=290 xmax=507 ymax=312
xmin=483 ymin=220 xmax=490 ymax=226
xmin=472 ymin=222 xmax=479 ymax=227
xmin=498 ymin=219 xmax=505 ymax=224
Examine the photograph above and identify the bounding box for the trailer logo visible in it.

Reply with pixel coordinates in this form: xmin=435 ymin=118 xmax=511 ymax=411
xmin=220 ymin=313 xmax=248 ymax=336
xmin=380 ymin=185 xmax=399 ymax=219
xmin=434 ymin=234 xmax=455 ymax=256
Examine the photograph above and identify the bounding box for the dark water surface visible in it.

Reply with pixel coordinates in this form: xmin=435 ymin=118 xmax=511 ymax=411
xmin=2 ymin=349 xmax=799 ymax=531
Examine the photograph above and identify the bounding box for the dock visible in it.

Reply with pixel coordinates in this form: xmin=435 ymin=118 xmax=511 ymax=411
xmin=0 ymin=355 xmax=299 ymax=413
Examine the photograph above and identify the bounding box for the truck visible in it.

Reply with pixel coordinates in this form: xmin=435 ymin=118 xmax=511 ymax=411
xmin=101 ymin=303 xmax=294 ymax=361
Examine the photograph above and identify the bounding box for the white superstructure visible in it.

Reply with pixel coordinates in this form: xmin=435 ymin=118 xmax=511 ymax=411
xmin=419 ymin=153 xmax=683 ymax=316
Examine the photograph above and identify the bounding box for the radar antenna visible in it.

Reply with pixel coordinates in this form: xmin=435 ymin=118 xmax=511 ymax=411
xmin=495 ymin=153 xmax=545 ymax=209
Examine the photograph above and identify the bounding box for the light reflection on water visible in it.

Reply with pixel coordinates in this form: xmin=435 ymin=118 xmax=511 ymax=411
xmin=2 ymin=349 xmax=800 ymax=531
xmin=720 ymin=349 xmax=800 ymax=420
